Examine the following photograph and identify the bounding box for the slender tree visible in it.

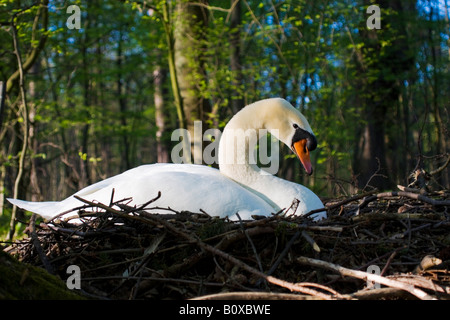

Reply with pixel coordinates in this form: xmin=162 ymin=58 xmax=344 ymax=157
xmin=174 ymin=0 xmax=211 ymax=164
xmin=229 ymin=0 xmax=244 ymax=113
xmin=352 ymin=0 xmax=418 ymax=190
xmin=154 ymin=65 xmax=170 ymax=163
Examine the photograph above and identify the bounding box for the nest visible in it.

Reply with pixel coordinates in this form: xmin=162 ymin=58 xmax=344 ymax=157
xmin=4 ymin=187 xmax=450 ymax=300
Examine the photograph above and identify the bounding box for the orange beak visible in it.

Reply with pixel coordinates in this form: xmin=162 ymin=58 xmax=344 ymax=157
xmin=292 ymin=139 xmax=313 ymax=175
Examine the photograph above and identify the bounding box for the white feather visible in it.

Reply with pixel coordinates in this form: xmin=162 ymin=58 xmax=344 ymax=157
xmin=7 ymin=98 xmax=326 ymax=222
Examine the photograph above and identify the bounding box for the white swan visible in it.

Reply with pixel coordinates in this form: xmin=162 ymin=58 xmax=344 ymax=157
xmin=7 ymin=98 xmax=326 ymax=221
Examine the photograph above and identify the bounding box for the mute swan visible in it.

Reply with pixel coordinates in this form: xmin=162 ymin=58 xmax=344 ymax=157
xmin=7 ymin=98 xmax=326 ymax=221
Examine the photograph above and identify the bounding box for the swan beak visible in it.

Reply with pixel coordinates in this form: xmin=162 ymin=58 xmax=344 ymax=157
xmin=292 ymin=139 xmax=313 ymax=175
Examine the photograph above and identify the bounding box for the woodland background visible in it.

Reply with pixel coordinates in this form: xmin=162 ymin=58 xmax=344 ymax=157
xmin=0 ymin=0 xmax=449 ymax=239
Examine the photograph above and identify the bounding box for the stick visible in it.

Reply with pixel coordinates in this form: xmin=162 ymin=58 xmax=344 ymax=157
xmin=138 ymin=211 xmax=336 ymax=300
xmin=386 ymin=274 xmax=450 ymax=294
xmin=357 ymin=247 xmax=407 ymax=271
xmin=358 ymin=191 xmax=450 ymax=211
xmin=296 ymin=256 xmax=436 ymax=300
xmin=73 ymin=196 xmax=335 ymax=298
xmin=397 ymin=185 xmax=423 ymax=194
xmin=344 ymin=287 xmax=415 ymax=300
xmin=324 ymin=190 xmax=378 ymax=209
xmin=192 ymin=291 xmax=322 ymax=300
xmin=413 ymin=255 xmax=443 ymax=274
xmin=301 ymin=230 xmax=320 ymax=252
xmin=81 ymin=275 xmax=224 ymax=288
xmin=430 ymin=154 xmax=450 ymax=176
xmin=266 ymin=230 xmax=301 ymax=276
xmin=380 ymin=250 xmax=397 ymax=276
xmin=236 ymin=213 xmax=263 ymax=273
xmin=27 ymin=214 xmax=55 ymax=275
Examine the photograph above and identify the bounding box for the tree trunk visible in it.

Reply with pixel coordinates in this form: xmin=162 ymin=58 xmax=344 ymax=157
xmin=355 ymin=0 xmax=417 ymax=190
xmin=79 ymin=2 xmax=92 ymax=188
xmin=6 ymin=0 xmax=49 ymax=94
xmin=162 ymin=1 xmax=185 ymax=130
xmin=0 ymin=81 xmax=5 ymax=133
xmin=8 ymin=20 xmax=30 ymax=240
xmin=174 ymin=0 xmax=211 ymax=164
xmin=154 ymin=66 xmax=169 ymax=163
xmin=28 ymin=62 xmax=42 ymax=202
xmin=0 ymin=82 xmax=5 ymax=216
xmin=117 ymin=29 xmax=131 ymax=171
xmin=230 ymin=0 xmax=244 ymax=113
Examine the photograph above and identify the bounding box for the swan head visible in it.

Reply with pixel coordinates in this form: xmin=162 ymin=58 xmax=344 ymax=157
xmin=289 ymin=123 xmax=317 ymax=175
xmin=260 ymin=98 xmax=318 ymax=175
xmin=221 ymin=98 xmax=319 ymax=175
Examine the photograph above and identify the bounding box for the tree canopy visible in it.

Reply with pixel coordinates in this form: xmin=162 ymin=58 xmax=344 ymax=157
xmin=0 ymin=0 xmax=449 ymax=239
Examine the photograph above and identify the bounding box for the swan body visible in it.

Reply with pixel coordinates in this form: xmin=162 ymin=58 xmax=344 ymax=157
xmin=8 ymin=98 xmax=326 ymax=222
xmin=9 ymin=164 xmax=275 ymax=221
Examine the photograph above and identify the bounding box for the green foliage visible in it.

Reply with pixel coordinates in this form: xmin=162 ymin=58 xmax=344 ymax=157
xmin=0 ymin=0 xmax=449 ymax=232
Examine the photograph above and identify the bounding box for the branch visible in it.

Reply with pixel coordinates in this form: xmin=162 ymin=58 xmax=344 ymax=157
xmin=358 ymin=191 xmax=450 ymax=211
xmin=296 ymin=256 xmax=436 ymax=300
xmin=26 ymin=213 xmax=55 ymax=274
xmin=242 ymin=0 xmax=296 ymax=82
xmin=324 ymin=190 xmax=378 ymax=209
xmin=6 ymin=0 xmax=49 ymax=94
xmin=430 ymin=154 xmax=450 ymax=176
xmin=413 ymin=255 xmax=443 ymax=274
xmin=193 ymin=291 xmax=323 ymax=300
xmin=344 ymin=287 xmax=415 ymax=300
xmin=0 ymin=81 xmax=5 ymax=133
xmin=147 ymin=213 xmax=336 ymax=300
xmin=8 ymin=14 xmax=31 ymax=240
xmin=72 ymin=195 xmax=337 ymax=299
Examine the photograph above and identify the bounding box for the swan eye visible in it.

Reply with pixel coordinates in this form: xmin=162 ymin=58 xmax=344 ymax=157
xmin=293 ymin=123 xmax=299 ymax=129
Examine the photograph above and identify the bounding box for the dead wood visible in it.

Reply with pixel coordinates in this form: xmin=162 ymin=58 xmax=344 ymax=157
xmin=3 ymin=187 xmax=450 ymax=300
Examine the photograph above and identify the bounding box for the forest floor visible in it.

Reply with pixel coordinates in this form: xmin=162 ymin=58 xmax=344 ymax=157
xmin=3 ymin=186 xmax=450 ymax=300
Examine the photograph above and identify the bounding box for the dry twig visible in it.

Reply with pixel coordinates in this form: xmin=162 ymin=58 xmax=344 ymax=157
xmin=4 ymin=186 xmax=449 ymax=300
xmin=296 ymin=256 xmax=436 ymax=300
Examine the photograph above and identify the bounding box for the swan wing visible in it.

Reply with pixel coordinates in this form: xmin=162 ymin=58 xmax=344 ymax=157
xmin=7 ymin=164 xmax=275 ymax=221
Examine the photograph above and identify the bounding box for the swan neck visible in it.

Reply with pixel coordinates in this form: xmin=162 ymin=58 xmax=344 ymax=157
xmin=218 ymin=108 xmax=265 ymax=182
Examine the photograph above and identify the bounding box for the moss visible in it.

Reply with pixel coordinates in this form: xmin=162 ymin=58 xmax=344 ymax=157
xmin=0 ymin=250 xmax=84 ymax=300
xmin=196 ymin=218 xmax=228 ymax=239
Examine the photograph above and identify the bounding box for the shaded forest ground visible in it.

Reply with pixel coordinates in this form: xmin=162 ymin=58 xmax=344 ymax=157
xmin=0 ymin=250 xmax=82 ymax=299
xmin=2 ymin=184 xmax=450 ymax=300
